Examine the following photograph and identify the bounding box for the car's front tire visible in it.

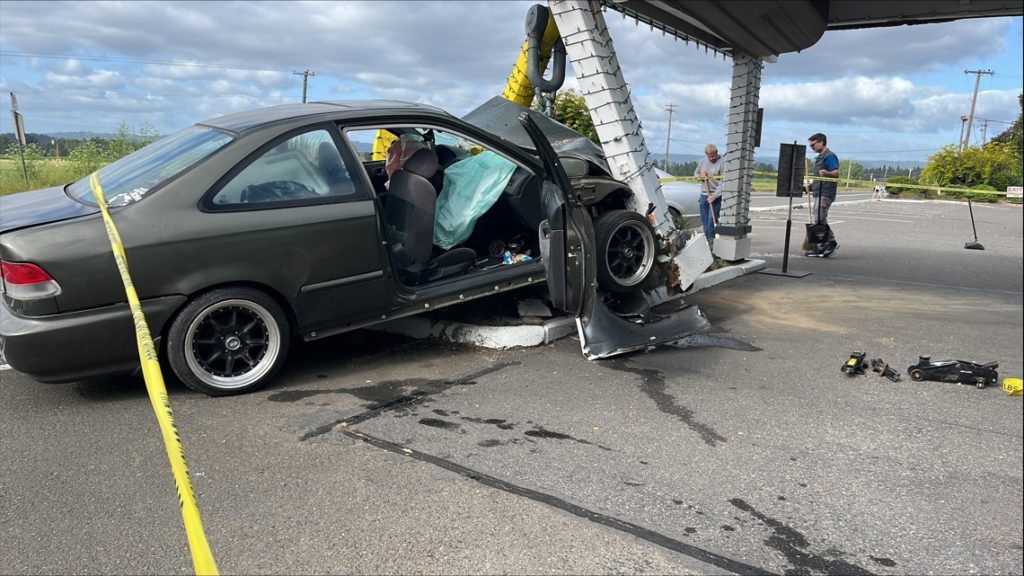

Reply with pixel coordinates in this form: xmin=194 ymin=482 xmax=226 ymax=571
xmin=594 ymin=210 xmax=656 ymax=293
xmin=166 ymin=287 xmax=290 ymax=396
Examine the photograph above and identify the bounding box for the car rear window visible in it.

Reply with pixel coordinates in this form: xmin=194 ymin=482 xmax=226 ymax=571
xmin=67 ymin=125 xmax=234 ymax=206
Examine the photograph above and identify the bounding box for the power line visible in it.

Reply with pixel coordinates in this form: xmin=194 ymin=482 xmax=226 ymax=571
xmin=0 ymin=51 xmax=292 ymax=74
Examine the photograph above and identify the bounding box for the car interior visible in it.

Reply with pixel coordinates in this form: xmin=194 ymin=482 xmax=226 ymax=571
xmin=346 ymin=127 xmax=548 ymax=287
xmin=211 ymin=130 xmax=359 ymax=206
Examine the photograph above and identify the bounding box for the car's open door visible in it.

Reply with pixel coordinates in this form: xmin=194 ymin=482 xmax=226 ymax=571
xmin=519 ymin=112 xmax=709 ymax=359
xmin=518 ymin=112 xmax=591 ymax=316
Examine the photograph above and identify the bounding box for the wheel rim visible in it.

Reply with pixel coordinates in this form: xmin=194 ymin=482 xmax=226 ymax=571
xmin=184 ymin=298 xmax=281 ymax=390
xmin=604 ymin=220 xmax=655 ymax=287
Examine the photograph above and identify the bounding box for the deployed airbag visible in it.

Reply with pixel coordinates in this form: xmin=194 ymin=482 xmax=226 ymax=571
xmin=434 ymin=151 xmax=516 ymax=249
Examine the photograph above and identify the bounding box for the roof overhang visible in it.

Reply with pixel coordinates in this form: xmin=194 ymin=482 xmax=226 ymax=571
xmin=600 ymin=0 xmax=1024 ymax=58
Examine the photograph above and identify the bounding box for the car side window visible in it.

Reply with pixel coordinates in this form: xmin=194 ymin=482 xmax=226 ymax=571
xmin=211 ymin=129 xmax=360 ymax=207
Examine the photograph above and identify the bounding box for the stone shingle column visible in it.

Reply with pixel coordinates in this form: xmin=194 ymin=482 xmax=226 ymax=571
xmin=715 ymin=52 xmax=763 ymax=261
xmin=549 ymin=0 xmax=671 ymax=234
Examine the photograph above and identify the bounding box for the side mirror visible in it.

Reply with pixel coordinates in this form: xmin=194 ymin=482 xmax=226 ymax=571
xmin=560 ymin=157 xmax=588 ymax=178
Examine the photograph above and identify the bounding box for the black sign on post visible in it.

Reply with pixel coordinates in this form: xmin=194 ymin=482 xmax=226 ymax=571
xmin=758 ymin=142 xmax=811 ymax=278
xmin=776 ymin=142 xmax=806 ymax=198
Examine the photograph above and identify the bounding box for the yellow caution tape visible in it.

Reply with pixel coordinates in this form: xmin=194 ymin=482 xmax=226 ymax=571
xmin=89 ymin=173 xmax=218 ymax=576
xmin=661 ymin=173 xmax=1015 ymax=197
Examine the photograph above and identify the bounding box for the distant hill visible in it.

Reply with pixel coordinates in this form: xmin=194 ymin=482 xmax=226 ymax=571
xmin=1 ymin=132 xmax=925 ymax=169
xmin=44 ymin=131 xmax=116 ymax=140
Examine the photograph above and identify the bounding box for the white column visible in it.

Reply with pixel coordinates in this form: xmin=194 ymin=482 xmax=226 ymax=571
xmin=715 ymin=52 xmax=762 ymax=261
xmin=548 ymin=0 xmax=671 ymax=234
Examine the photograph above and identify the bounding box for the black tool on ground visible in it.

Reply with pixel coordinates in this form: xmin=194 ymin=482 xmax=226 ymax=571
xmin=907 ymin=355 xmax=998 ymax=389
xmin=964 ymin=198 xmax=985 ymax=250
xmin=870 ymin=358 xmax=902 ymax=382
xmin=840 ymin=351 xmax=868 ymax=375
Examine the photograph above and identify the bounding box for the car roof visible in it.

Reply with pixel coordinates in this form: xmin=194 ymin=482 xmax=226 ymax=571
xmin=198 ymin=100 xmax=452 ymax=134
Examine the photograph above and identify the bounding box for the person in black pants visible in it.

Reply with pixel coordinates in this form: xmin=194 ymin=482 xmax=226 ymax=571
xmin=804 ymin=133 xmax=840 ymax=257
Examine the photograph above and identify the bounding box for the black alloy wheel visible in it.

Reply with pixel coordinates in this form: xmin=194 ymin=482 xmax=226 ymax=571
xmin=167 ymin=287 xmax=290 ymax=396
xmin=594 ymin=210 xmax=656 ymax=293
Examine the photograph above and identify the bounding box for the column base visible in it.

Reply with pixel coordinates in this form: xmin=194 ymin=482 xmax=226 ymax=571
xmin=713 ymin=236 xmax=751 ymax=261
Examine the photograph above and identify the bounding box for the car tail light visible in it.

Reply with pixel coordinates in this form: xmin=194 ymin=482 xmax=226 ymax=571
xmin=0 ymin=260 xmax=62 ymax=300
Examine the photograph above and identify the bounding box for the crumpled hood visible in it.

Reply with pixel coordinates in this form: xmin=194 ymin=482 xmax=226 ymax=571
xmin=0 ymin=185 xmax=99 ymax=234
xmin=462 ymin=96 xmax=610 ymax=175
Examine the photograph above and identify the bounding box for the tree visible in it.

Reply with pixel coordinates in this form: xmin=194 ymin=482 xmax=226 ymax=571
xmin=992 ymin=93 xmax=1023 ymax=164
xmin=68 ymin=140 xmax=107 ymax=175
xmin=552 ymin=90 xmax=598 ymax=144
xmin=668 ymin=160 xmax=697 ymax=177
xmin=106 ymin=121 xmax=159 ymax=161
xmin=920 ymin=142 xmax=1021 ymax=193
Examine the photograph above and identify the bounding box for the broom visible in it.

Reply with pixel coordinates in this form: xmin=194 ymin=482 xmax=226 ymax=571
xmin=802 ymin=187 xmax=815 ymax=251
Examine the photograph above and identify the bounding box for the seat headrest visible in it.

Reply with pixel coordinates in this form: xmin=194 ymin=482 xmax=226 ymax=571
xmin=401 ymin=148 xmax=438 ymax=179
xmin=318 ymin=142 xmax=345 ymax=176
xmin=436 ymin=145 xmax=458 ymax=167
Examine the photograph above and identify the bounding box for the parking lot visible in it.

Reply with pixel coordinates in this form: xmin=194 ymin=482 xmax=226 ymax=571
xmin=2 ymin=196 xmax=1022 ymax=575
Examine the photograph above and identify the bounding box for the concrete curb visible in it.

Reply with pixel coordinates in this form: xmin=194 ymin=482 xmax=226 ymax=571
xmin=372 ymin=259 xmax=765 ymax=350
xmin=685 ymin=258 xmax=766 ymax=294
xmin=372 ymin=314 xmax=576 ymax=350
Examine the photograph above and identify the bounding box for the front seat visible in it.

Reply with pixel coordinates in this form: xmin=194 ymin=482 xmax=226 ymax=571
xmin=385 ymin=148 xmax=476 ymax=284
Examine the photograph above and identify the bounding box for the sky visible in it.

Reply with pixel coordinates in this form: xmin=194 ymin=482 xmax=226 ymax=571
xmin=0 ymin=1 xmax=1021 ymax=165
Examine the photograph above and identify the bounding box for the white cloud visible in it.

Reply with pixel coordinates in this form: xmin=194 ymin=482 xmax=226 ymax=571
xmin=43 ymin=68 xmax=124 ymax=90
xmin=0 ymin=1 xmax=1019 ymax=162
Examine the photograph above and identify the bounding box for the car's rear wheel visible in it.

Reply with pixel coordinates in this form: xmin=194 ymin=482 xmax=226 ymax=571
xmin=594 ymin=210 xmax=656 ymax=292
xmin=667 ymin=207 xmax=684 ymax=228
xmin=166 ymin=287 xmax=290 ymax=396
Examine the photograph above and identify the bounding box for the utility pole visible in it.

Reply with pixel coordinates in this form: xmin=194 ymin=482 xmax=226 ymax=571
xmin=9 ymin=92 xmax=29 ymax=185
xmin=962 ymin=69 xmax=993 ymax=150
xmin=980 ymin=119 xmax=989 ymax=144
xmin=958 ymin=115 xmax=969 ymax=151
xmin=664 ymin=103 xmax=676 ymax=172
xmin=294 ymin=69 xmax=316 ymax=103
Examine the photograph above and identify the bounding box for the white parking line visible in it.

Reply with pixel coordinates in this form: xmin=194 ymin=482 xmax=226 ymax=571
xmin=831 ymin=215 xmax=913 ymax=223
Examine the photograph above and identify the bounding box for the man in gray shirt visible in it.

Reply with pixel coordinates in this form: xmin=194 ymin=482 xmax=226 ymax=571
xmin=694 ymin=144 xmax=724 ymax=246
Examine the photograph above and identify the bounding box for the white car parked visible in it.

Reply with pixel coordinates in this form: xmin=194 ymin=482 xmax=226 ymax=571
xmin=660 ymin=180 xmax=702 ymax=225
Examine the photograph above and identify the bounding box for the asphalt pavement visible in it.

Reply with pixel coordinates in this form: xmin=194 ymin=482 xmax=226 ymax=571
xmin=2 ymin=196 xmax=1021 ymax=575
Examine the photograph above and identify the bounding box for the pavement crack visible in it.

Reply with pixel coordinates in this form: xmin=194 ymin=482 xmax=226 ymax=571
xmin=294 ymin=362 xmax=518 ymax=441
xmin=608 ymin=360 xmax=727 ymax=447
xmin=343 ymin=427 xmax=773 ymax=576
xmin=729 ymin=498 xmax=875 ymax=575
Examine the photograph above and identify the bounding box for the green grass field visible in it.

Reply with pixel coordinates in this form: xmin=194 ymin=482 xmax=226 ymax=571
xmin=0 ymin=158 xmax=94 ymax=196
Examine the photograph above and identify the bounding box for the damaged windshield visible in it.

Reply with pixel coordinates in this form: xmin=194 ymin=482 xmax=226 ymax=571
xmin=67 ymin=125 xmax=234 ymax=206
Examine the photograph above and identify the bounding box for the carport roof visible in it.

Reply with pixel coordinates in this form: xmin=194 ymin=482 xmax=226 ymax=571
xmin=599 ymin=0 xmax=1024 ymax=58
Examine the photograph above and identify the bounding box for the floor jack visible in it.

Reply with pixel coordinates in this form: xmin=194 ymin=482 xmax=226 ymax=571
xmin=907 ymin=356 xmax=998 ymax=389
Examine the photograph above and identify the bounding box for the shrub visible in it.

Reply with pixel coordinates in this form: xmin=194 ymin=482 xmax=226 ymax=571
xmin=962 ymin=184 xmax=1000 ymax=203
xmin=885 ymin=176 xmax=921 ymax=197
